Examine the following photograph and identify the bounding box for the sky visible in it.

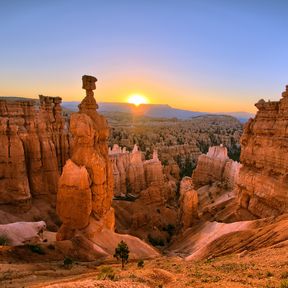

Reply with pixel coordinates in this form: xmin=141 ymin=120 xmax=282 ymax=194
xmin=0 ymin=0 xmax=288 ymax=113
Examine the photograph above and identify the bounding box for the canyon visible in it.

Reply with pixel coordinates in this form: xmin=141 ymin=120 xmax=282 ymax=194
xmin=0 ymin=79 xmax=287 ymax=288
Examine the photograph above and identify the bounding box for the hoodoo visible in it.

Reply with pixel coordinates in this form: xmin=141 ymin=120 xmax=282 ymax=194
xmin=57 ymin=75 xmax=115 ymax=240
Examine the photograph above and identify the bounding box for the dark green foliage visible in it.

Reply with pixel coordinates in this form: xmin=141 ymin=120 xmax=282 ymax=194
xmin=63 ymin=257 xmax=73 ymax=269
xmin=126 ymin=181 xmax=132 ymax=194
xmin=97 ymin=266 xmax=116 ymax=280
xmin=114 ymin=240 xmax=130 ymax=269
xmin=175 ymin=155 xmax=196 ymax=178
xmin=137 ymin=259 xmax=144 ymax=268
xmin=163 ymin=224 xmax=175 ymax=237
xmin=28 ymin=244 xmax=45 ymax=255
xmin=281 ymin=271 xmax=288 ymax=279
xmin=148 ymin=234 xmax=165 ymax=247
xmin=0 ymin=235 xmax=10 ymax=246
xmin=161 ymin=159 xmax=168 ymax=166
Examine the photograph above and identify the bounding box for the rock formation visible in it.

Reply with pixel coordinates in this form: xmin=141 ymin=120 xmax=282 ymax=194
xmin=0 ymin=96 xmax=69 ymax=207
xmin=188 ymin=145 xmax=246 ymax=224
xmin=56 ymin=76 xmax=159 ymax=260
xmin=178 ymin=177 xmax=199 ymax=231
xmin=192 ymin=145 xmax=241 ymax=189
xmin=57 ymin=75 xmax=114 ymax=240
xmin=0 ymin=221 xmax=46 ymax=245
xmin=109 ymin=145 xmax=166 ymax=196
xmin=238 ymin=86 xmax=288 ymax=217
xmin=111 ymin=145 xmax=177 ymax=243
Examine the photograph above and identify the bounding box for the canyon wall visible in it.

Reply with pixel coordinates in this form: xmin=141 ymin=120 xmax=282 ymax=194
xmin=237 ymin=86 xmax=288 ymax=217
xmin=0 ymin=96 xmax=69 ymax=207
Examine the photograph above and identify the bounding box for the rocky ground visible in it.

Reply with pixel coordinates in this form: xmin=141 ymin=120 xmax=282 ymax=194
xmin=1 ymin=242 xmax=288 ymax=288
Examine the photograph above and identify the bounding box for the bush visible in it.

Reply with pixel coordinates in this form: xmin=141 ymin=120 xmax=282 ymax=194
xmin=148 ymin=234 xmax=165 ymax=247
xmin=137 ymin=259 xmax=144 ymax=268
xmin=281 ymin=280 xmax=288 ymax=288
xmin=281 ymin=272 xmax=288 ymax=279
xmin=63 ymin=257 xmax=73 ymax=269
xmin=0 ymin=235 xmax=10 ymax=246
xmin=28 ymin=244 xmax=45 ymax=255
xmin=97 ymin=266 xmax=116 ymax=280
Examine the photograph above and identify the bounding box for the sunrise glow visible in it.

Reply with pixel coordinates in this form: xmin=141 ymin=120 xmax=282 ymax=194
xmin=127 ymin=94 xmax=149 ymax=106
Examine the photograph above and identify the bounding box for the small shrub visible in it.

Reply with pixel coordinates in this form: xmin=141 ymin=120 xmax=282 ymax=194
xmin=137 ymin=259 xmax=144 ymax=268
xmin=148 ymin=234 xmax=165 ymax=247
xmin=281 ymin=280 xmax=288 ymax=288
xmin=281 ymin=272 xmax=288 ymax=279
xmin=266 ymin=271 xmax=273 ymax=277
xmin=28 ymin=244 xmax=45 ymax=255
xmin=63 ymin=257 xmax=73 ymax=269
xmin=97 ymin=266 xmax=116 ymax=280
xmin=163 ymin=224 xmax=175 ymax=237
xmin=0 ymin=235 xmax=10 ymax=246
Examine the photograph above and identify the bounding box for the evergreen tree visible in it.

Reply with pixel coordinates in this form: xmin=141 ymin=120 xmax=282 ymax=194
xmin=114 ymin=240 xmax=130 ymax=269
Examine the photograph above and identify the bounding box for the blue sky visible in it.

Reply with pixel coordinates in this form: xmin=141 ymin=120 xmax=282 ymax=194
xmin=0 ymin=0 xmax=287 ymax=112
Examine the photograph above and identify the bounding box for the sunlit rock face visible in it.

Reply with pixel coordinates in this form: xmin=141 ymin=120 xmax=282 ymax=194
xmin=0 ymin=96 xmax=69 ymax=207
xmin=56 ymin=77 xmax=159 ymax=261
xmin=192 ymin=146 xmax=241 ymax=189
xmin=109 ymin=145 xmax=166 ymax=196
xmin=237 ymin=86 xmax=288 ymax=217
xmin=57 ymin=75 xmax=115 ymax=241
xmin=111 ymin=145 xmax=177 ymax=243
xmin=178 ymin=176 xmax=199 ymax=231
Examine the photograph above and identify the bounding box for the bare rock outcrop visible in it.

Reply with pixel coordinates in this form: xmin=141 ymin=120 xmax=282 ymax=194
xmin=178 ymin=177 xmax=198 ymax=231
xmin=0 ymin=221 xmax=46 ymax=245
xmin=192 ymin=145 xmax=241 ymax=189
xmin=237 ymin=86 xmax=288 ymax=217
xmin=111 ymin=146 xmax=177 ymax=243
xmin=189 ymin=145 xmax=246 ymax=224
xmin=0 ymin=96 xmax=69 ymax=207
xmin=109 ymin=145 xmax=166 ymax=197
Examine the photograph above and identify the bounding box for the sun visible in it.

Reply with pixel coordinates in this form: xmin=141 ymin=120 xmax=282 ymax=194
xmin=127 ymin=94 xmax=149 ymax=106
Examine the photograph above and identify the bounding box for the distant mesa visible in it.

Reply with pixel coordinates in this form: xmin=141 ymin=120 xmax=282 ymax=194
xmin=62 ymin=101 xmax=254 ymax=123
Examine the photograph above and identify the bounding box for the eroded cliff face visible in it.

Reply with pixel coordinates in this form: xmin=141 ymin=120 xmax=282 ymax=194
xmin=178 ymin=177 xmax=198 ymax=231
xmin=237 ymin=86 xmax=288 ymax=217
xmin=110 ymin=145 xmax=168 ymax=197
xmin=111 ymin=145 xmax=177 ymax=243
xmin=192 ymin=146 xmax=241 ymax=190
xmin=0 ymin=96 xmax=69 ymax=207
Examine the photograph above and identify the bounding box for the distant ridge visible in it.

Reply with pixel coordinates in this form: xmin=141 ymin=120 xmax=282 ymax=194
xmin=63 ymin=101 xmax=254 ymax=123
xmin=0 ymin=97 xmax=254 ymax=123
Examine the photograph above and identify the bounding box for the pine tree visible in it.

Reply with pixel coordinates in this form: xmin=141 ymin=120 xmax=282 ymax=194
xmin=114 ymin=240 xmax=130 ymax=269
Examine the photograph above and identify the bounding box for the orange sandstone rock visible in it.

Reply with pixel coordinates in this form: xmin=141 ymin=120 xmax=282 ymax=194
xmin=57 ymin=75 xmax=114 ymax=241
xmin=0 ymin=96 xmax=69 ymax=207
xmin=237 ymin=86 xmax=288 ymax=217
xmin=179 ymin=177 xmax=199 ymax=231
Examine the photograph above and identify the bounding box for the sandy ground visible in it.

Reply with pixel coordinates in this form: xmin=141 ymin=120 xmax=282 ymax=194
xmin=1 ymin=242 xmax=288 ymax=288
